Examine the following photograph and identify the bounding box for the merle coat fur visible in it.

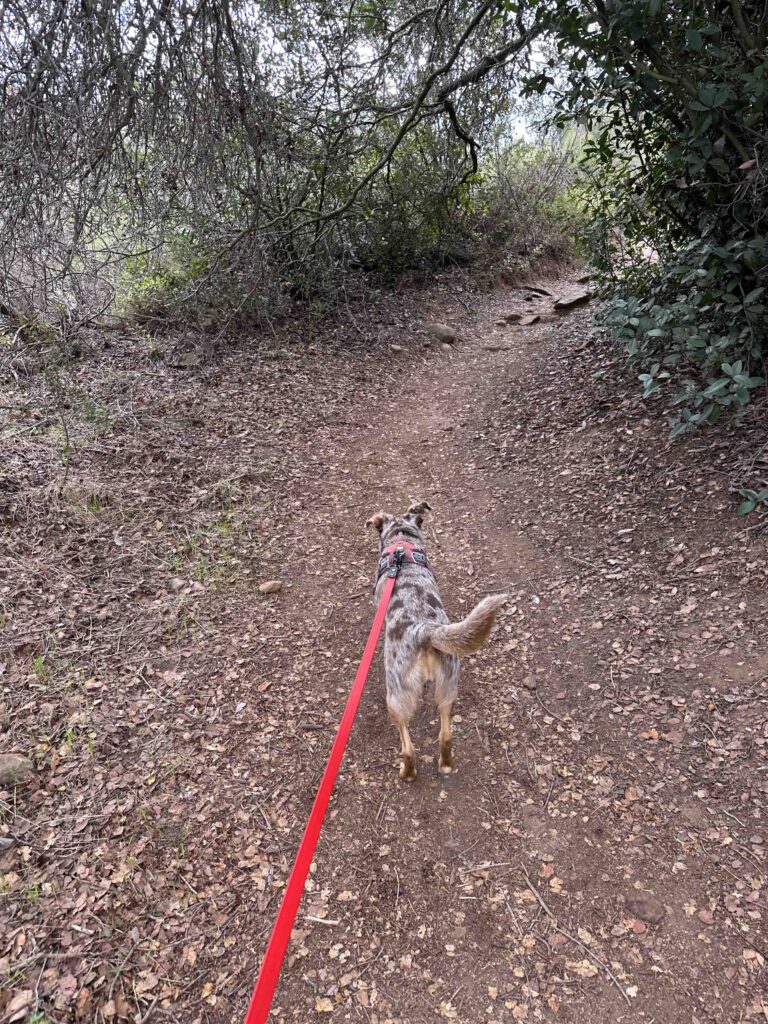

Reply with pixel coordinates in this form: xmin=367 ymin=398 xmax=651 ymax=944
xmin=367 ymin=501 xmax=506 ymax=779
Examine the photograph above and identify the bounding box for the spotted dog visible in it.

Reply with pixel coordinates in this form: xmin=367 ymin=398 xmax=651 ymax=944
xmin=366 ymin=501 xmax=507 ymax=780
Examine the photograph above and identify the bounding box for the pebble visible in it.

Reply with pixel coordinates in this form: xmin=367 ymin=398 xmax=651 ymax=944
xmin=625 ymin=892 xmax=666 ymax=925
xmin=0 ymin=754 xmax=34 ymax=787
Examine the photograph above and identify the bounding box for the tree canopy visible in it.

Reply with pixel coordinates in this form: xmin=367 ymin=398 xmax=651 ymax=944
xmin=1 ymin=0 xmax=767 ymax=426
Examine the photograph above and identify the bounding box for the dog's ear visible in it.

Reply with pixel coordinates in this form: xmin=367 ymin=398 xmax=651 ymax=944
xmin=405 ymin=500 xmax=432 ymax=527
xmin=366 ymin=511 xmax=392 ymax=534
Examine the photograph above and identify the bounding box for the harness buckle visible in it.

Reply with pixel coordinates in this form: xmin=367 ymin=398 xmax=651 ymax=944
xmin=387 ymin=546 xmax=405 ymax=578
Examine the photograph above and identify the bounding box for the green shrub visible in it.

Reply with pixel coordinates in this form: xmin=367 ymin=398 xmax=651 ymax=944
xmin=530 ymin=0 xmax=768 ymax=429
xmin=604 ymin=237 xmax=767 ymax=432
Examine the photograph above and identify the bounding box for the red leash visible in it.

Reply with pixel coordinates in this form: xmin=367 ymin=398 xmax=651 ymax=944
xmin=244 ymin=558 xmax=402 ymax=1024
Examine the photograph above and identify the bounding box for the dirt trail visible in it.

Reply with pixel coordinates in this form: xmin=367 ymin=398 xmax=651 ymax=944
xmin=237 ymin=285 xmax=766 ymax=1024
xmin=2 ymin=278 xmax=766 ymax=1024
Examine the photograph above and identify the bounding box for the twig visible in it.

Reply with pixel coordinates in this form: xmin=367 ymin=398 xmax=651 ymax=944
xmin=535 ymin=691 xmax=568 ymax=724
xmin=460 ymin=861 xmax=512 ymax=875
xmin=56 ymin=409 xmax=72 ymax=500
xmin=107 ymin=941 xmax=140 ymax=1003
xmin=520 ymin=865 xmax=631 ymax=1006
xmin=137 ymin=993 xmax=162 ymax=1024
xmin=720 ymin=807 xmax=745 ymax=827
xmin=543 ymin=777 xmax=556 ymax=811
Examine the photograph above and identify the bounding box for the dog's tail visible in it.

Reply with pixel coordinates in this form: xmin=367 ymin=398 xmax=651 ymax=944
xmin=424 ymin=593 xmax=507 ymax=657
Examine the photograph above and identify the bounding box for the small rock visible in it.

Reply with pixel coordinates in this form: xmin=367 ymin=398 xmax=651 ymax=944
xmin=554 ymin=289 xmax=592 ymax=310
xmin=0 ymin=754 xmax=34 ymax=788
xmin=519 ymin=314 xmax=540 ymax=326
xmin=494 ymin=320 xmax=508 ymax=327
xmin=427 ymin=323 xmax=457 ymax=345
xmin=259 ymin=580 xmax=283 ymax=594
xmin=504 ymin=313 xmax=523 ymax=324
xmin=390 ymin=344 xmax=403 ymax=353
xmin=576 ymin=272 xmax=593 ymax=284
xmin=522 ymin=676 xmax=537 ymax=691
xmin=697 ymin=908 xmax=714 ymax=925
xmin=441 ymin=343 xmax=453 ymax=352
xmin=625 ymin=892 xmax=666 ymax=925
xmin=177 ymin=351 xmax=201 ymax=368
xmin=168 ymin=577 xmax=184 ymax=592
xmin=632 ymin=919 xmax=647 ymax=935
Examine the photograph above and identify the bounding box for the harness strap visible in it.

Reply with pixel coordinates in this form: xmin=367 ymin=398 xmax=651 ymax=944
xmin=376 ymin=539 xmax=431 ymax=581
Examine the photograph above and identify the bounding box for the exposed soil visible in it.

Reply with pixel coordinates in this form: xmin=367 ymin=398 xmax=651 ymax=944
xmin=1 ymin=276 xmax=767 ymax=1024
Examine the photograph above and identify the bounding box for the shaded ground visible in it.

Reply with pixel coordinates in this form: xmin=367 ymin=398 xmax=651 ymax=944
xmin=1 ymin=276 xmax=766 ymax=1024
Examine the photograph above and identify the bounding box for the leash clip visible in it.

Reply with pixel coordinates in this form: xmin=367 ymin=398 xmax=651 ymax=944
xmin=387 ymin=546 xmax=405 ymax=578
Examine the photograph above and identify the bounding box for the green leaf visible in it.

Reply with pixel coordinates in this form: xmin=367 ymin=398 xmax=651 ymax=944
xmin=685 ymin=29 xmax=703 ymax=50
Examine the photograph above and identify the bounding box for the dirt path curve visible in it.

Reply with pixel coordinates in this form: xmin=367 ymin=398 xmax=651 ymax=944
xmin=237 ymin=284 xmax=766 ymax=1024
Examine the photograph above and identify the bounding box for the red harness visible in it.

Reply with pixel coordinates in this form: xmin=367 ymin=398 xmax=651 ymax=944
xmin=376 ymin=538 xmax=431 ymax=581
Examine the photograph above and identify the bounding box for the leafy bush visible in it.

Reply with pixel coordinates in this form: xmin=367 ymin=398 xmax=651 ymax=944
xmin=469 ymin=141 xmax=586 ymax=280
xmin=604 ymin=237 xmax=767 ymax=432
xmin=115 ymin=134 xmax=583 ymax=322
xmin=530 ymin=0 xmax=768 ymax=429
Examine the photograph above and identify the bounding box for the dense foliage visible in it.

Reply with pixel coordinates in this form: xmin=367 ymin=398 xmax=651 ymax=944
xmin=0 ymin=0 xmax=545 ymax=331
xmin=1 ymin=0 xmax=766 ymax=429
xmin=530 ymin=0 xmax=768 ymax=428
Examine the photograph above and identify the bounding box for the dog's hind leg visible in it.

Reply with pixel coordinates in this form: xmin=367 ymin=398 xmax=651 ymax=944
xmin=434 ymin=661 xmax=459 ymax=774
xmin=437 ymin=702 xmax=454 ymax=774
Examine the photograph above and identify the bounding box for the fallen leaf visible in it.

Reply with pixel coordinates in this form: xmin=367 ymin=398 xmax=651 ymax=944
xmin=5 ymin=991 xmax=33 ymax=1023
xmin=566 ymin=959 xmax=599 ymax=978
xmin=259 ymin=580 xmax=282 ymax=594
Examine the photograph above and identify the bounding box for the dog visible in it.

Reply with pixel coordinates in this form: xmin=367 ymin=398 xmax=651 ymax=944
xmin=366 ymin=501 xmax=506 ymax=780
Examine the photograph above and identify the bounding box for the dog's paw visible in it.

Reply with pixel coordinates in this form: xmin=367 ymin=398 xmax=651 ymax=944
xmin=438 ymin=762 xmax=454 ymax=775
xmin=399 ymin=759 xmax=417 ymax=781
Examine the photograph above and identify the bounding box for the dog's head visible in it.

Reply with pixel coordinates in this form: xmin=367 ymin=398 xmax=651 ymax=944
xmin=366 ymin=500 xmax=431 ymax=549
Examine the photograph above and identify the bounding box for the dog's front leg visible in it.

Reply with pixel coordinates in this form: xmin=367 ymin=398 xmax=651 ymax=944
xmin=386 ymin=670 xmax=418 ymax=781
xmin=388 ymin=702 xmax=417 ymax=780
